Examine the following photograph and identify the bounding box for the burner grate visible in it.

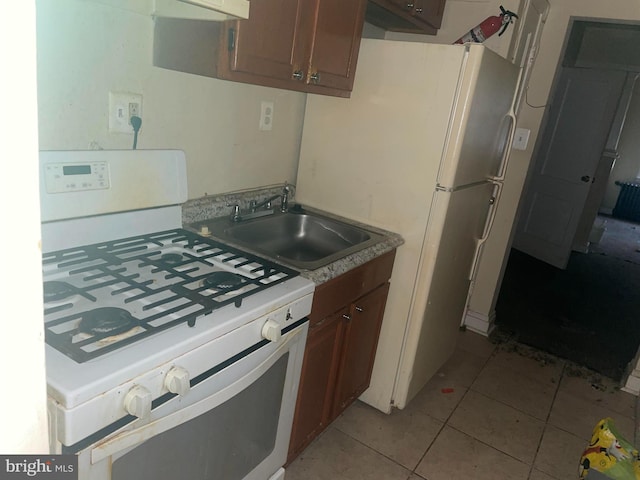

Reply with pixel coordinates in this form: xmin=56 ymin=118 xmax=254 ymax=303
xmin=42 ymin=229 xmax=299 ymax=362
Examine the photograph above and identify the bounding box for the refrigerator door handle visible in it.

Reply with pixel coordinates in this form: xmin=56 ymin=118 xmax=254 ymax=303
xmin=469 ymin=181 xmax=503 ymax=281
xmin=488 ymin=111 xmax=517 ymax=182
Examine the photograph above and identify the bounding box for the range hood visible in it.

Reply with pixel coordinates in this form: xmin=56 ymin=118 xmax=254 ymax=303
xmin=154 ymin=0 xmax=249 ymax=20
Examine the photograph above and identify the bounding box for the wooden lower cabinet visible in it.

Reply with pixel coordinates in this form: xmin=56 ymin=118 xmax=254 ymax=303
xmin=332 ymin=283 xmax=390 ymax=417
xmin=287 ymin=309 xmax=345 ymax=461
xmin=287 ymin=250 xmax=395 ymax=464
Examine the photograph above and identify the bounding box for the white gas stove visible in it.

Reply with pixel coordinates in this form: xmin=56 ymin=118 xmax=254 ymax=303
xmin=40 ymin=150 xmax=314 ymax=480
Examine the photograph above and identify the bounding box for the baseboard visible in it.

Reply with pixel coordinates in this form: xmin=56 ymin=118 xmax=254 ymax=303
xmin=622 ymin=351 xmax=640 ymax=396
xmin=463 ymin=309 xmax=496 ymax=337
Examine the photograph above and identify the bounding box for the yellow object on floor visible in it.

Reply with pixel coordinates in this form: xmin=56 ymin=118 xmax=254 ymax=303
xmin=580 ymin=418 xmax=640 ymax=479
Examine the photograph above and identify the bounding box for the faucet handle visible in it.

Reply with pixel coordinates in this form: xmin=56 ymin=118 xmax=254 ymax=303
xmin=227 ymin=203 xmax=241 ymax=222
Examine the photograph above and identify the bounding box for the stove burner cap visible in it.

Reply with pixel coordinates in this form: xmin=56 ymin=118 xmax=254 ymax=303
xmin=79 ymin=307 xmax=138 ymax=336
xmin=203 ymin=272 xmax=245 ymax=291
xmin=160 ymin=253 xmax=184 ymax=265
xmin=43 ymin=281 xmax=75 ymax=302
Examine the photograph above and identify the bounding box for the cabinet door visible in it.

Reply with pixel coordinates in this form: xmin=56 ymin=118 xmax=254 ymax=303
xmin=221 ymin=0 xmax=308 ymax=84
xmin=332 ymin=283 xmax=390 ymax=418
xmin=287 ymin=311 xmax=345 ymax=463
xmin=366 ymin=0 xmax=442 ymax=34
xmin=413 ymin=0 xmax=446 ymax=29
xmin=306 ymin=0 xmax=367 ymax=92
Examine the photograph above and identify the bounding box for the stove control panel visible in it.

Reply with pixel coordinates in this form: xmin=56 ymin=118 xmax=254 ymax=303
xmin=124 ymin=385 xmax=152 ymax=419
xmin=165 ymin=366 xmax=190 ymax=396
xmin=43 ymin=161 xmax=110 ymax=193
xmin=261 ymin=318 xmax=282 ymax=342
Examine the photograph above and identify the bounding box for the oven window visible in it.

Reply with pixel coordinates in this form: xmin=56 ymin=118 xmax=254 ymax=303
xmin=112 ymin=354 xmax=288 ymax=480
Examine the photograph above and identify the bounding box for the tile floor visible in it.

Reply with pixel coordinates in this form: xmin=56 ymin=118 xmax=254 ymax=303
xmin=285 ymin=330 xmax=639 ymax=480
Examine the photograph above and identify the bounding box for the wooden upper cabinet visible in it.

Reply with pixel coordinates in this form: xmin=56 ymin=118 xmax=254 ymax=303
xmin=306 ymin=0 xmax=367 ymax=93
xmin=366 ymin=0 xmax=446 ymax=34
xmin=224 ymin=0 xmax=306 ymax=82
xmin=413 ymin=0 xmax=446 ymax=29
xmin=219 ymin=0 xmax=367 ymax=97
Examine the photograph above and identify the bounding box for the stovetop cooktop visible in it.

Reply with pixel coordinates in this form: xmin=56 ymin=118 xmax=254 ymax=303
xmin=42 ymin=228 xmax=299 ymax=363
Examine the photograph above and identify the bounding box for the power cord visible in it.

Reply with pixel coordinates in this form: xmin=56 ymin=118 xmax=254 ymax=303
xmin=131 ymin=116 xmax=142 ymax=149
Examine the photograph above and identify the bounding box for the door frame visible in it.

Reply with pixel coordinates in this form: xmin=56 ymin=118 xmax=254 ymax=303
xmin=512 ymin=17 xmax=640 ymax=267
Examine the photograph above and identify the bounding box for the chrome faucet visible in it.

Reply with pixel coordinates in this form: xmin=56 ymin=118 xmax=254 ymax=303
xmin=229 ymin=182 xmax=294 ymax=222
xmin=280 ymin=182 xmax=292 ymax=213
xmin=250 ymin=194 xmax=280 ymax=213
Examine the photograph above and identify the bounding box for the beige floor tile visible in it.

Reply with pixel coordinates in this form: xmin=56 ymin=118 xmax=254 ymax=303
xmin=472 ymin=355 xmax=559 ymax=420
xmin=486 ymin=345 xmax=565 ymax=386
xmin=529 ymin=468 xmax=560 ymax=480
xmin=448 ymin=390 xmax=545 ymax=464
xmin=415 ymin=426 xmax=530 ymax=480
xmin=548 ymin=389 xmax=636 ymax=442
xmin=333 ymin=400 xmax=443 ymax=470
xmin=559 ymin=367 xmax=636 ymax=420
xmin=533 ymin=424 xmax=585 ymax=480
xmin=409 ymin=372 xmax=468 ymax=422
xmin=285 ymin=426 xmax=412 ymax=480
xmin=433 ymin=345 xmax=490 ymax=389
xmin=457 ymin=330 xmax=496 ymax=359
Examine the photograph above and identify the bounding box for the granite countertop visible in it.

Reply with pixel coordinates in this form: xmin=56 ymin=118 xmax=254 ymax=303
xmin=181 ymin=185 xmax=404 ymax=285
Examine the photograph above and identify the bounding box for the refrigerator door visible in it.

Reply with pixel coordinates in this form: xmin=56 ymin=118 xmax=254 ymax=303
xmin=393 ymin=181 xmax=495 ymax=408
xmin=437 ymin=44 xmax=520 ymax=189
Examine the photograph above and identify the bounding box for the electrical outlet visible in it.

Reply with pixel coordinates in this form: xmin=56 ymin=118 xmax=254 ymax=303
xmin=109 ymin=92 xmax=143 ymax=134
xmin=259 ymin=101 xmax=274 ymax=131
xmin=129 ymin=102 xmax=140 ymax=118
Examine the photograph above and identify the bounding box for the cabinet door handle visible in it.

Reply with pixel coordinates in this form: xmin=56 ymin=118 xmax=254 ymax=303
xmin=406 ymin=2 xmax=414 ymax=8
xmin=342 ymin=314 xmax=351 ymax=321
xmin=310 ymin=72 xmax=320 ymax=84
xmin=292 ymin=70 xmax=304 ymax=81
xmin=355 ymin=306 xmax=364 ymax=313
xmin=415 ymin=7 xmax=423 ymax=13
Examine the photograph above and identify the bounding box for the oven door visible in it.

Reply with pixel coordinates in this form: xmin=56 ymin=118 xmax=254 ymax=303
xmin=77 ymin=321 xmax=308 ymax=480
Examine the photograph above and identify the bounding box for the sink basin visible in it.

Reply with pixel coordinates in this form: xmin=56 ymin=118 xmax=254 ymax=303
xmin=196 ymin=208 xmax=385 ymax=270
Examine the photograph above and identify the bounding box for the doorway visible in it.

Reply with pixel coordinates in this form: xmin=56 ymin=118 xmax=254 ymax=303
xmin=496 ymin=19 xmax=640 ymax=381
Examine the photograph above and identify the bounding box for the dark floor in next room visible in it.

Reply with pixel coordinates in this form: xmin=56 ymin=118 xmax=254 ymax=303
xmin=495 ymin=215 xmax=640 ymax=381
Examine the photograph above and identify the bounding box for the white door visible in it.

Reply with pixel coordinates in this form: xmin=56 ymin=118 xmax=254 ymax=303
xmin=512 ymin=67 xmax=626 ymax=268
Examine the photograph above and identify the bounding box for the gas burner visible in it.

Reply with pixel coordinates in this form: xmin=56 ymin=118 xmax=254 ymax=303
xmin=159 ymin=253 xmax=184 ymax=266
xmin=203 ymin=272 xmax=245 ymax=291
xmin=79 ymin=307 xmax=138 ymax=336
xmin=43 ymin=281 xmax=76 ymax=303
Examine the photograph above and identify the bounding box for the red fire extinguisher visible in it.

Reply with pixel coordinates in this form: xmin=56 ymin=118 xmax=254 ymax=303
xmin=454 ymin=6 xmax=518 ymax=44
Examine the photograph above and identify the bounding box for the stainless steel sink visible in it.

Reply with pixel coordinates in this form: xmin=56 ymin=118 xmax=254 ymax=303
xmin=195 ymin=207 xmax=385 ymax=270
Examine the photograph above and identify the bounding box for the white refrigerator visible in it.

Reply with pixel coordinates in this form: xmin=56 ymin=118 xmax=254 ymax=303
xmin=295 ymin=39 xmax=521 ymax=412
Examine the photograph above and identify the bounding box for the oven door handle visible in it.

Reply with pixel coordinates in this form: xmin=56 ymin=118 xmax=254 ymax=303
xmin=91 ymin=328 xmax=303 ymax=465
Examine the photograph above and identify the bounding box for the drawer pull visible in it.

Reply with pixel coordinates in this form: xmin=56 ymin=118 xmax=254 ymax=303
xmin=355 ymin=306 xmax=364 ymax=312
xmin=342 ymin=314 xmax=351 ymax=321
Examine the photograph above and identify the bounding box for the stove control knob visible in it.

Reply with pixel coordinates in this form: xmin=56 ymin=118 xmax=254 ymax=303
xmin=124 ymin=385 xmax=152 ymax=419
xmin=165 ymin=366 xmax=191 ymax=396
xmin=261 ymin=318 xmax=282 ymax=342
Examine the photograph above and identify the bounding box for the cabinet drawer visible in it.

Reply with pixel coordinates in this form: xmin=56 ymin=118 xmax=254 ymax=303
xmin=309 ymin=250 xmax=396 ymax=325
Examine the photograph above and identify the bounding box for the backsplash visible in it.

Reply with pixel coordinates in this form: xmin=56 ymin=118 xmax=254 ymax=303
xmin=182 ymin=184 xmax=293 ymax=224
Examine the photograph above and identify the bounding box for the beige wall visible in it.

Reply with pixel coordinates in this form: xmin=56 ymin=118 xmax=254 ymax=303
xmin=468 ymin=1 xmax=640 ymax=317
xmin=36 ymin=0 xmax=307 ymax=200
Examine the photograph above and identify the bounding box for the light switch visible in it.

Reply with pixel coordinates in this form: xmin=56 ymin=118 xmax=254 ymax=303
xmin=512 ymin=128 xmax=531 ymax=150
